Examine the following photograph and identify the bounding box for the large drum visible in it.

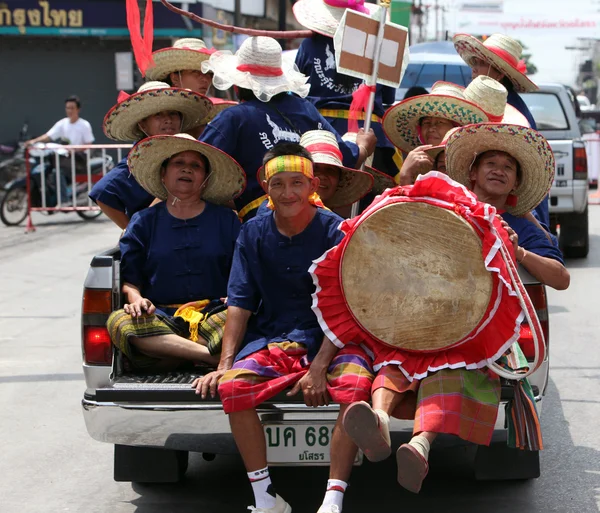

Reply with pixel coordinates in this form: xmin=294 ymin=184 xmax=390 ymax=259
xmin=310 ymin=172 xmax=545 ymax=380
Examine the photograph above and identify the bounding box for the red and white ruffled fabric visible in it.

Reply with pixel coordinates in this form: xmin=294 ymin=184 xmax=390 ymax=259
xmin=310 ymin=172 xmax=543 ymax=382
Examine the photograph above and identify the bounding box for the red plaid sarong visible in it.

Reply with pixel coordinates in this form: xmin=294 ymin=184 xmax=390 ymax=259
xmin=218 ymin=341 xmax=374 ymax=414
xmin=373 ymin=366 xmax=501 ymax=446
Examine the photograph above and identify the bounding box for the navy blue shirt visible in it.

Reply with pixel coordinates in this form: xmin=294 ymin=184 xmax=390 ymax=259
xmin=120 ymin=202 xmax=241 ymax=314
xmin=200 ymin=93 xmax=359 ymax=219
xmin=89 ymin=156 xmax=154 ymax=219
xmin=503 ymin=212 xmax=564 ymax=264
xmin=227 ymin=208 xmax=345 ymax=361
xmin=295 ymin=34 xmax=396 ymax=150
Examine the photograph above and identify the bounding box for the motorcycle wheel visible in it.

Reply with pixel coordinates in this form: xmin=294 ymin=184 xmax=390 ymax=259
xmin=0 ymin=185 xmax=28 ymax=226
xmin=75 ymin=187 xmax=102 ymax=221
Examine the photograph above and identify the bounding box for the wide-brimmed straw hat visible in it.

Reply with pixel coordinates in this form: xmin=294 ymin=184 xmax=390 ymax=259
xmin=453 ymin=33 xmax=538 ymax=93
xmin=383 ymin=81 xmax=489 ymax=153
xmin=257 ymin=130 xmax=374 ymax=208
xmin=424 ymin=77 xmax=529 ymax=160
xmin=202 ymin=98 xmax=238 ymax=124
xmin=342 ymin=132 xmax=396 ymax=194
xmin=293 ymin=0 xmax=381 ymax=37
xmin=201 ymin=36 xmax=310 ymax=102
xmin=127 ymin=133 xmax=246 ymax=204
xmin=103 ymin=82 xmax=212 ymax=142
xmin=145 ymin=38 xmax=216 ymax=82
xmin=445 ymin=123 xmax=555 ymax=216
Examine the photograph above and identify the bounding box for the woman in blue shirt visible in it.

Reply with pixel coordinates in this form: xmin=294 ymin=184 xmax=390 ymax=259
xmin=89 ymin=82 xmax=212 ymax=229
xmin=107 ymin=133 xmax=246 ymax=370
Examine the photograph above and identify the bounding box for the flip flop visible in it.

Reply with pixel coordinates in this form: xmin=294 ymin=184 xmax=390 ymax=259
xmin=342 ymin=401 xmax=391 ymax=462
xmin=396 ymin=443 xmax=429 ymax=493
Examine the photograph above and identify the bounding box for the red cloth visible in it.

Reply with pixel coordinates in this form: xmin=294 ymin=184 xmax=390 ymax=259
xmin=126 ymin=0 xmax=155 ymax=76
xmin=310 ymin=172 xmax=544 ymax=381
xmin=218 ymin=342 xmax=373 ymax=414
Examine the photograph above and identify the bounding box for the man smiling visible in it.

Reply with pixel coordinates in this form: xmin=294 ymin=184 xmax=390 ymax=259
xmin=193 ymin=143 xmax=374 ymax=513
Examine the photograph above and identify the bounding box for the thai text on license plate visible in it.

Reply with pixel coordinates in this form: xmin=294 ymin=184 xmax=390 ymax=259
xmin=264 ymin=422 xmax=363 ymax=466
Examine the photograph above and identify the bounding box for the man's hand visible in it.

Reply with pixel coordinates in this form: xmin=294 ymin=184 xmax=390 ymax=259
xmin=356 ymin=127 xmax=377 ymax=157
xmin=499 ymin=218 xmax=524 ymax=261
xmin=124 ymin=297 xmax=155 ymax=318
xmin=287 ymin=368 xmax=330 ymax=407
xmin=399 ymin=146 xmax=434 ymax=185
xmin=192 ymin=368 xmax=228 ymax=399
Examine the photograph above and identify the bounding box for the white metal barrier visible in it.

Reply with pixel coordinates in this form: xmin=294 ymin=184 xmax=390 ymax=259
xmin=25 ymin=143 xmax=132 ymax=232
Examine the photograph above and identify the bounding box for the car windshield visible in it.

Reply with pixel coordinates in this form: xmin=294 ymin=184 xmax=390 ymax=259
xmin=396 ymin=63 xmax=472 ymax=101
xmin=521 ymin=92 xmax=569 ymax=130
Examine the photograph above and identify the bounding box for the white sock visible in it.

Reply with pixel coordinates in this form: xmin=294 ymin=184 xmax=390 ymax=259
xmin=321 ymin=479 xmax=348 ymax=511
xmin=409 ymin=434 xmax=431 ymax=461
xmin=248 ymin=467 xmax=277 ymax=509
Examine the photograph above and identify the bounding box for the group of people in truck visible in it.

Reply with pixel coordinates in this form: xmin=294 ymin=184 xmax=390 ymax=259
xmin=93 ymin=0 xmax=570 ymax=511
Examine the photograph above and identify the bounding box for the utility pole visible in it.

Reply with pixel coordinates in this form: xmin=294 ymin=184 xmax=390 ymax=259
xmin=278 ymin=0 xmax=287 ymax=50
xmin=434 ymin=0 xmax=439 ymax=41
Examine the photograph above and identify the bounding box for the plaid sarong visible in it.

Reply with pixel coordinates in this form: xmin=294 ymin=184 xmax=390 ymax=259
xmin=218 ymin=342 xmax=374 ymax=414
xmin=373 ymin=366 xmax=501 ymax=446
xmin=107 ymin=300 xmax=227 ymax=370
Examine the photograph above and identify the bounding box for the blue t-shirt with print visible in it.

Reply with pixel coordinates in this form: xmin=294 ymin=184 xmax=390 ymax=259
xmin=200 ymin=93 xmax=359 ymax=220
xmin=295 ymin=34 xmax=396 ymax=150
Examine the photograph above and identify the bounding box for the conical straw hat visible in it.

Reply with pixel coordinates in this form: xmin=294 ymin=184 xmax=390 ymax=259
xmin=127 ymin=133 xmax=246 ymax=205
xmin=145 ymin=38 xmax=216 ymax=82
xmin=444 ymin=123 xmax=555 ymax=216
xmin=102 ymin=82 xmax=212 ymax=142
xmin=342 ymin=132 xmax=396 ymax=194
xmin=383 ymin=81 xmax=489 ymax=153
xmin=453 ymin=33 xmax=538 ymax=93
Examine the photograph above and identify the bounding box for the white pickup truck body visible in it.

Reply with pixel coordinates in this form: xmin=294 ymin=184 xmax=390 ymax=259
xmin=522 ymin=83 xmax=589 ymax=258
xmin=81 ymin=247 xmax=550 ymax=483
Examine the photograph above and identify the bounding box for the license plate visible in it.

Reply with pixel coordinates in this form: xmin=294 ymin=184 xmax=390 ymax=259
xmin=264 ymin=422 xmax=363 ymax=466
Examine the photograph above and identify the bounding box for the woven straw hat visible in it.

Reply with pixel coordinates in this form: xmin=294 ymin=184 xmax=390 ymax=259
xmin=383 ymin=81 xmax=489 ymax=153
xmin=340 ymin=200 xmax=493 ymax=350
xmin=445 ymin=123 xmax=555 ymax=216
xmin=127 ymin=133 xmax=246 ymax=204
xmin=342 ymin=132 xmax=396 ymax=194
xmin=201 ymin=98 xmax=238 ymax=124
xmin=424 ymin=77 xmax=530 ymax=160
xmin=293 ymin=0 xmax=381 ymax=37
xmin=201 ymin=37 xmax=310 ymax=102
xmin=257 ymin=130 xmax=374 ymax=208
xmin=103 ymin=82 xmax=212 ymax=142
xmin=145 ymin=38 xmax=215 ymax=82
xmin=453 ymin=33 xmax=538 ymax=93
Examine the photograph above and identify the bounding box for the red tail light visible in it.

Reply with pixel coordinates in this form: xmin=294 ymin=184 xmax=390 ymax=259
xmin=519 ymin=284 xmax=549 ymax=360
xmin=83 ymin=326 xmax=112 ymax=365
xmin=573 ymin=143 xmax=588 ymax=180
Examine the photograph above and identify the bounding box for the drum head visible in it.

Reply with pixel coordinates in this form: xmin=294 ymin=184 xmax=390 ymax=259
xmin=340 ymin=201 xmax=493 ymax=351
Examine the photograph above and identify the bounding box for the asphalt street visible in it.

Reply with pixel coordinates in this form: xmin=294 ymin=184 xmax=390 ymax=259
xmin=0 ymin=210 xmax=598 ymax=513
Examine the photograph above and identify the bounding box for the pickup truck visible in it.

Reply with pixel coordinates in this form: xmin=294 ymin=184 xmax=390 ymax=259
xmin=81 ymin=248 xmax=550 ymax=484
xmin=522 ymin=83 xmax=589 ymax=258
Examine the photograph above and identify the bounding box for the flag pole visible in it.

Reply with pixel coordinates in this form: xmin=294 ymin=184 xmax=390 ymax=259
xmin=351 ymin=0 xmax=390 ymax=218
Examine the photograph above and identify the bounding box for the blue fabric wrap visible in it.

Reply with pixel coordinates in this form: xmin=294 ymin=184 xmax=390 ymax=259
xmin=502 ymin=212 xmax=564 ymax=264
xmin=119 ymin=201 xmax=241 ymax=308
xmin=89 ymin=156 xmax=154 ymax=218
xmin=295 ymin=35 xmax=396 ymax=151
xmin=200 ymin=94 xmax=359 ymax=220
xmin=227 ymin=208 xmax=345 ymax=361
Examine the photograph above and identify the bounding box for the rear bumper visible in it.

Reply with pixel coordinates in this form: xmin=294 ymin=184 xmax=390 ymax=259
xmin=82 ymin=395 xmax=537 ymax=453
xmin=549 ymin=180 xmax=588 ymax=214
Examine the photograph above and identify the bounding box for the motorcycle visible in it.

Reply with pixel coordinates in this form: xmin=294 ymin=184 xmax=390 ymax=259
xmin=0 ymin=143 xmax=113 ymax=226
xmin=0 ymin=123 xmax=29 ymax=190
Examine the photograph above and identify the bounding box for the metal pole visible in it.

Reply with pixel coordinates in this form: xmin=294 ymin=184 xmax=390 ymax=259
xmin=278 ymin=0 xmax=287 ymax=50
xmin=434 ymin=0 xmax=439 ymax=41
xmin=24 ymin=147 xmax=36 ymax=233
xmin=71 ymin=150 xmax=76 ymax=207
xmin=351 ymin=1 xmax=390 ymax=218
